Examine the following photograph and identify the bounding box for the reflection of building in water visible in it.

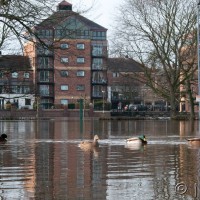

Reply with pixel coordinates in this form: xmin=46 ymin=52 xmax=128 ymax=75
xmin=75 ymin=148 xmax=107 ymax=199
xmin=34 ymin=123 xmax=54 ymax=198
xmin=177 ymin=144 xmax=200 ymax=198
xmin=179 ymin=121 xmax=186 ymax=138
xmin=179 ymin=120 xmax=197 ymax=139
xmin=31 ymin=119 xmax=108 ymax=199
xmin=175 ymin=121 xmax=200 ymax=199
xmin=0 ymin=121 xmax=36 ymax=199
xmin=23 ymin=156 xmax=36 ymax=198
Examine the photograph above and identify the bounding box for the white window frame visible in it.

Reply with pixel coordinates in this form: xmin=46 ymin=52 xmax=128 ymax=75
xmin=12 ymin=72 xmax=18 ymax=78
xmin=61 ymin=99 xmax=68 ymax=105
xmin=77 ymin=70 xmax=85 ymax=77
xmin=77 ymin=43 xmax=85 ymax=50
xmin=24 ymin=72 xmax=30 ymax=78
xmin=61 ymin=57 xmax=69 ymax=63
xmin=77 ymin=57 xmax=85 ymax=63
xmin=60 ymin=43 xmax=69 ymax=49
xmin=61 ymin=85 xmax=68 ymax=91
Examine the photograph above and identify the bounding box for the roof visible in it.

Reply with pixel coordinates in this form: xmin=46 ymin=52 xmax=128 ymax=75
xmin=37 ymin=10 xmax=107 ymax=30
xmin=0 ymin=55 xmax=32 ymax=70
xmin=107 ymin=58 xmax=144 ymax=72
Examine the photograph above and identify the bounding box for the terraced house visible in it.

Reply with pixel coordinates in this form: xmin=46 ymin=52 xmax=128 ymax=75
xmin=0 ymin=54 xmax=34 ymax=109
xmin=24 ymin=0 xmax=108 ymax=109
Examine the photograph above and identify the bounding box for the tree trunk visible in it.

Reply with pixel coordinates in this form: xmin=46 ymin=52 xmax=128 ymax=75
xmin=186 ymin=80 xmax=195 ymax=120
xmin=169 ymin=93 xmax=178 ymax=119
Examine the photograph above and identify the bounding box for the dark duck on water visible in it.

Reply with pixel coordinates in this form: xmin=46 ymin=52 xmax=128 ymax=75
xmin=0 ymin=133 xmax=7 ymax=142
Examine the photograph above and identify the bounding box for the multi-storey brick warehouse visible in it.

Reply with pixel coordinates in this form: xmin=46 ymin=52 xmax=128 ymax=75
xmin=24 ymin=0 xmax=108 ymax=109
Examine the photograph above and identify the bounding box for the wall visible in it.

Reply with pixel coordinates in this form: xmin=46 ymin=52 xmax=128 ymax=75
xmin=0 ymin=107 xmax=109 ymax=119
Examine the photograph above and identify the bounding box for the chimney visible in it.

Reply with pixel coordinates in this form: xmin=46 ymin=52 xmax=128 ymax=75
xmin=57 ymin=1 xmax=72 ymax=11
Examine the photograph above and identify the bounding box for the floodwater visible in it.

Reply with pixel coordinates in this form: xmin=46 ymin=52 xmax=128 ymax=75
xmin=0 ymin=119 xmax=200 ymax=200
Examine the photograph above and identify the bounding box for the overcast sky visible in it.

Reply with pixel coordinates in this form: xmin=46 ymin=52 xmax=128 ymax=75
xmin=68 ymin=0 xmax=124 ymax=36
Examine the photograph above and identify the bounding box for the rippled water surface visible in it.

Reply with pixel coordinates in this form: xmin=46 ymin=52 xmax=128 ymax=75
xmin=0 ymin=119 xmax=200 ymax=200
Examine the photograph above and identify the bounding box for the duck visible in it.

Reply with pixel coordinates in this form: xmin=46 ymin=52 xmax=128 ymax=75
xmin=187 ymin=138 xmax=200 ymax=146
xmin=79 ymin=135 xmax=99 ymax=151
xmin=0 ymin=133 xmax=7 ymax=142
xmin=126 ymin=135 xmax=147 ymax=145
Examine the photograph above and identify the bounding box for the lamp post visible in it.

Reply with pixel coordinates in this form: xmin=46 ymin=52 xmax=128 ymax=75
xmin=102 ymin=90 xmax=105 ymax=113
xmin=198 ymin=0 xmax=200 ymax=118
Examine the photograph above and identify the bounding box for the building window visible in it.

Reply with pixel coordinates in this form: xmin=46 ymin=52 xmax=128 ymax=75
xmin=75 ymin=30 xmax=90 ymax=39
xmin=23 ymin=86 xmax=30 ymax=93
xmin=24 ymin=72 xmax=30 ymax=78
xmin=25 ymin=98 xmax=31 ymax=105
xmin=40 ymin=85 xmax=49 ymax=96
xmin=12 ymin=72 xmax=18 ymax=78
xmin=37 ymin=44 xmax=51 ymax=55
xmin=77 ymin=43 xmax=85 ymax=49
xmin=77 ymin=57 xmax=85 ymax=63
xmin=92 ymin=58 xmax=103 ymax=70
xmin=61 ymin=99 xmax=68 ymax=105
xmin=76 ymin=85 xmax=85 ymax=91
xmin=92 ymin=45 xmax=103 ymax=56
xmin=39 ymin=71 xmax=49 ymax=82
xmin=61 ymin=57 xmax=68 ymax=63
xmin=92 ymin=31 xmax=106 ymax=40
xmin=60 ymin=70 xmax=68 ymax=77
xmin=77 ymin=70 xmax=85 ymax=77
xmin=61 ymin=85 xmax=68 ymax=90
xmin=60 ymin=43 xmax=69 ymax=49
xmin=38 ymin=29 xmax=52 ymax=38
xmin=11 ymin=86 xmax=20 ymax=93
xmin=38 ymin=57 xmax=48 ymax=68
xmin=113 ymin=72 xmax=119 ymax=77
xmin=92 ymin=85 xmax=103 ymax=97
xmin=38 ymin=57 xmax=49 ymax=68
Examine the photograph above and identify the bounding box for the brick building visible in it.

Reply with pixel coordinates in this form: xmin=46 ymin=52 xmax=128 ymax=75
xmin=0 ymin=54 xmax=35 ymax=109
xmin=24 ymin=0 xmax=108 ymax=109
xmin=107 ymin=57 xmax=167 ymax=110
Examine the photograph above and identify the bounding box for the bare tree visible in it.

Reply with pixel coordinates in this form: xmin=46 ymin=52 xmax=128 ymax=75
xmin=0 ymin=0 xmax=54 ymax=52
xmin=111 ymin=0 xmax=197 ymax=119
xmin=0 ymin=0 xmax=97 ymax=53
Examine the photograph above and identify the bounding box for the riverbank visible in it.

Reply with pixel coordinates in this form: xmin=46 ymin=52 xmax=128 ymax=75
xmin=0 ymin=108 xmax=193 ymax=120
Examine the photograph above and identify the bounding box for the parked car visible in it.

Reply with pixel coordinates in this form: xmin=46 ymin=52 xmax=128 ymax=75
xmin=128 ymin=104 xmax=147 ymax=111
